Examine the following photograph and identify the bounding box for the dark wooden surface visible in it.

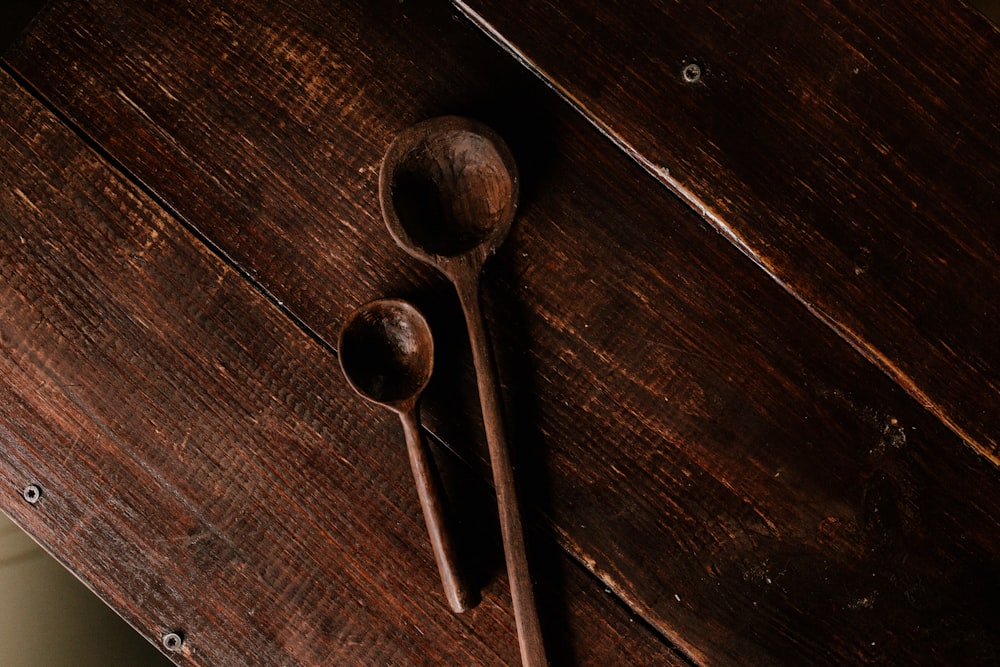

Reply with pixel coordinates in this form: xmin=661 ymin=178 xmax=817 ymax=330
xmin=2 ymin=0 xmax=999 ymax=664
xmin=0 ymin=70 xmax=679 ymax=666
xmin=453 ymin=0 xmax=1000 ymax=465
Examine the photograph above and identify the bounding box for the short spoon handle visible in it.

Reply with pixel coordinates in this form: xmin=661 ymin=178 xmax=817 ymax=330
xmin=399 ymin=407 xmax=476 ymax=614
xmin=452 ymin=261 xmax=547 ymax=667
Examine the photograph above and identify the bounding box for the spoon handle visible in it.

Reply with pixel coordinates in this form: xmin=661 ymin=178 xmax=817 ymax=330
xmin=453 ymin=265 xmax=548 ymax=667
xmin=399 ymin=408 xmax=477 ymax=614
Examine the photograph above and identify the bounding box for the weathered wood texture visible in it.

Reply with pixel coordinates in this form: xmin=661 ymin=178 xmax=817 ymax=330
xmin=0 ymin=72 xmax=679 ymax=666
xmin=453 ymin=0 xmax=1000 ymax=464
xmin=4 ymin=0 xmax=1000 ymax=664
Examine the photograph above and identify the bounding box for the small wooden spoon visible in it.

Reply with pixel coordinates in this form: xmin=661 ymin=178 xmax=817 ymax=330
xmin=380 ymin=117 xmax=546 ymax=666
xmin=338 ymin=298 xmax=476 ymax=614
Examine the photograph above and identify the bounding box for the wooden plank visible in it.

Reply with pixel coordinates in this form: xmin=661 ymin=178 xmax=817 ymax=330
xmin=0 ymin=71 xmax=681 ymax=666
xmin=451 ymin=0 xmax=1000 ymax=464
xmin=6 ymin=1 xmax=1000 ymax=664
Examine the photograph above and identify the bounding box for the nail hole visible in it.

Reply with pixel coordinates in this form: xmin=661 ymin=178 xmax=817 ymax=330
xmin=681 ymin=62 xmax=703 ymax=83
xmin=23 ymin=484 xmax=41 ymax=504
xmin=162 ymin=631 xmax=184 ymax=652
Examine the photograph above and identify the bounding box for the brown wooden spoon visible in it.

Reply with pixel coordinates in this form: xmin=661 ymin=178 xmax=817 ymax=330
xmin=338 ymin=298 xmax=476 ymax=614
xmin=380 ymin=117 xmax=546 ymax=666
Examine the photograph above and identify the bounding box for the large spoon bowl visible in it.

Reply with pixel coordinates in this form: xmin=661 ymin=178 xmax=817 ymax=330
xmin=380 ymin=115 xmax=519 ymax=272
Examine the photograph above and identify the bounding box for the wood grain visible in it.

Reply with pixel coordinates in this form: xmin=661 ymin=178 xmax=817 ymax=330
xmin=0 ymin=71 xmax=681 ymax=666
xmin=5 ymin=0 xmax=1000 ymax=664
xmin=452 ymin=0 xmax=1000 ymax=464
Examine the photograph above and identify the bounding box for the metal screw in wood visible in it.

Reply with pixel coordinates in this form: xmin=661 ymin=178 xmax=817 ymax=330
xmin=162 ymin=631 xmax=184 ymax=652
xmin=23 ymin=484 xmax=41 ymax=504
xmin=682 ymin=62 xmax=702 ymax=83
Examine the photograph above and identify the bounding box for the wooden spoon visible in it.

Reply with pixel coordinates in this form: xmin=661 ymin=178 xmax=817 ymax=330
xmin=338 ymin=298 xmax=476 ymax=614
xmin=380 ymin=116 xmax=546 ymax=666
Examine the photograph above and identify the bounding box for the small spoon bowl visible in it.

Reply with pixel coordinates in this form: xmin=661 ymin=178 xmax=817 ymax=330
xmin=339 ymin=298 xmax=434 ymax=410
xmin=380 ymin=116 xmax=519 ymax=269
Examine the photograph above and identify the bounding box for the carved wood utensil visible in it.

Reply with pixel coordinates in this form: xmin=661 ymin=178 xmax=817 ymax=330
xmin=338 ymin=298 xmax=477 ymax=614
xmin=380 ymin=116 xmax=546 ymax=666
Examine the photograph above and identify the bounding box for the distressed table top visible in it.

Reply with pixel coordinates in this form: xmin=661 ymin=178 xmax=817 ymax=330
xmin=1 ymin=1 xmax=997 ymax=665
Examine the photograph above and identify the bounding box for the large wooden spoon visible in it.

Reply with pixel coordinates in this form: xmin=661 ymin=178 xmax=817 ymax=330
xmin=339 ymin=298 xmax=476 ymax=614
xmin=380 ymin=116 xmax=546 ymax=666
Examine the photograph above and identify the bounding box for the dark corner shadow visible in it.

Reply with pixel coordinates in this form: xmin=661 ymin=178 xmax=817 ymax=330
xmin=0 ymin=0 xmax=49 ymax=57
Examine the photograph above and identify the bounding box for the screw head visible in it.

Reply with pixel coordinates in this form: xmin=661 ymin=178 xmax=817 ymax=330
xmin=681 ymin=62 xmax=703 ymax=83
xmin=162 ymin=631 xmax=184 ymax=652
xmin=23 ymin=484 xmax=41 ymax=504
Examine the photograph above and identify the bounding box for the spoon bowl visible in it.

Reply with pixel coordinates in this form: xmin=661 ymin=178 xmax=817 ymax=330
xmin=380 ymin=116 xmax=519 ymax=269
xmin=339 ymin=298 xmax=434 ymax=410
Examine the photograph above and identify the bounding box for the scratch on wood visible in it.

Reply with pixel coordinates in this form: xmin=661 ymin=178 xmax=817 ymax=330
xmin=157 ymin=82 xmax=178 ymax=102
xmin=13 ymin=188 xmax=41 ymax=215
xmin=117 ymin=88 xmax=155 ymax=124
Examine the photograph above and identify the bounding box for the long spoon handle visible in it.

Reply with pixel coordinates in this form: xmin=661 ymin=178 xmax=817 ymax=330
xmin=453 ymin=264 xmax=547 ymax=667
xmin=399 ymin=408 xmax=477 ymax=614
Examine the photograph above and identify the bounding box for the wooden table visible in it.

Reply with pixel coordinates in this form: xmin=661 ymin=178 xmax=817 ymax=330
xmin=2 ymin=1 xmax=997 ymax=664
